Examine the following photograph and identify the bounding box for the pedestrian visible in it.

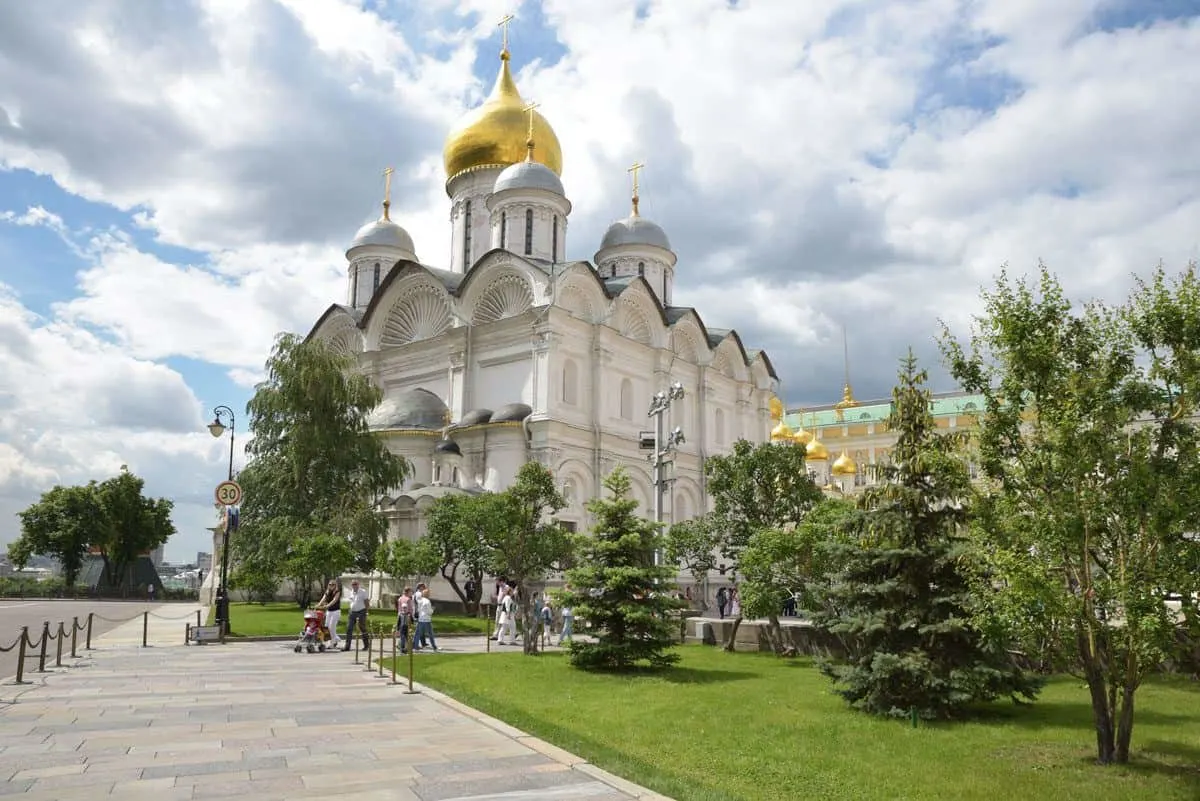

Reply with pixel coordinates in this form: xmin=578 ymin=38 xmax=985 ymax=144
xmin=416 ymin=587 xmax=438 ymax=651
xmin=499 ymin=586 xmax=517 ymax=645
xmin=464 ymin=578 xmax=477 ymax=615
xmin=540 ymin=595 xmax=554 ymax=640
xmin=147 ymin=583 xmax=156 ymax=603
xmin=557 ymin=602 xmax=574 ymax=645
xmin=413 ymin=583 xmax=427 ymax=648
xmin=342 ymin=579 xmax=369 ymax=652
xmin=318 ymin=580 xmax=342 ymax=649
xmin=395 ymin=586 xmax=413 ymax=653
xmin=729 ymin=587 xmax=741 ymax=618
xmin=716 ymin=586 xmax=729 ymax=619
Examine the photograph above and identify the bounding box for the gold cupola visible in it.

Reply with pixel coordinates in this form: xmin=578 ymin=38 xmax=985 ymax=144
xmin=806 ymin=418 xmax=829 ymax=461
xmin=442 ymin=45 xmax=563 ymax=183
xmin=768 ymin=396 xmax=794 ymax=443
xmin=831 ymin=449 xmax=857 ymax=476
xmin=792 ymin=410 xmax=813 ymax=446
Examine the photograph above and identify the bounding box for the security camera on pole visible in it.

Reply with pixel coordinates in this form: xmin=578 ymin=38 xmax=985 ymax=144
xmin=642 ymin=382 xmax=686 ymax=566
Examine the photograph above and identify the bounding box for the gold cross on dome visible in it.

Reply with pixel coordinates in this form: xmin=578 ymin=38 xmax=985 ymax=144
xmin=498 ymin=14 xmax=514 ymax=54
xmin=382 ymin=166 xmax=394 ymax=220
xmin=627 ymin=161 xmax=644 ymax=216
xmin=522 ymin=101 xmax=539 ymax=142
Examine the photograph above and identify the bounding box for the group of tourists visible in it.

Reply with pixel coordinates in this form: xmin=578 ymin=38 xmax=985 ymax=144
xmin=314 ymin=578 xmax=436 ymax=653
xmin=489 ymin=579 xmax=574 ymax=646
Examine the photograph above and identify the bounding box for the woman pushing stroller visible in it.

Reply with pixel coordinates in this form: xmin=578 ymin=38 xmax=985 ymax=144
xmin=316 ymin=580 xmax=342 ymax=650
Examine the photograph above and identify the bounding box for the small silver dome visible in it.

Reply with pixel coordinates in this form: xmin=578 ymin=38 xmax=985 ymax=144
xmin=492 ymin=402 xmax=533 ymax=423
xmin=434 ymin=438 xmax=462 ymax=456
xmin=367 ymin=388 xmax=448 ymax=431
xmin=348 ymin=218 xmax=416 ymax=255
xmin=599 ymin=215 xmax=671 ymax=251
xmin=493 ymin=160 xmax=565 ymax=196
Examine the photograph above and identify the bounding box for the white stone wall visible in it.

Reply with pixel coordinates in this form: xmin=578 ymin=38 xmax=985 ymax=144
xmin=447 ymin=169 xmax=503 ymax=273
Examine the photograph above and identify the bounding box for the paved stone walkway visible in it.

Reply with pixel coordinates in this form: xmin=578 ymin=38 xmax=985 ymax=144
xmin=0 ymin=633 xmax=670 ymax=800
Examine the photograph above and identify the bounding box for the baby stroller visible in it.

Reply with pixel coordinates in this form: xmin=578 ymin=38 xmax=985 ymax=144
xmin=294 ymin=609 xmax=330 ymax=653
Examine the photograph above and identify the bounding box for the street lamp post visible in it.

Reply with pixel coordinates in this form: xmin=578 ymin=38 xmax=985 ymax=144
xmin=647 ymin=382 xmax=686 ymax=566
xmin=207 ymin=405 xmax=236 ymax=634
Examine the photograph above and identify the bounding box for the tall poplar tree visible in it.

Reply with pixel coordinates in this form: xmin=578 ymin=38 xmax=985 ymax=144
xmin=815 ymin=352 xmax=1042 ymax=719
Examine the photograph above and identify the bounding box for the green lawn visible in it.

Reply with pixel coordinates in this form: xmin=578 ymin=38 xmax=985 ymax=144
xmin=397 ymin=645 xmax=1200 ymax=801
xmin=211 ymin=602 xmax=490 ymax=637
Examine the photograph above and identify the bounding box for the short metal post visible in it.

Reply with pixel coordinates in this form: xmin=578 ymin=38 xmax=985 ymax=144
xmin=86 ymin=613 xmax=93 ymax=650
xmin=15 ymin=627 xmax=27 ymax=684
xmin=142 ymin=611 xmax=149 ymax=648
xmin=364 ymin=632 xmax=373 ymax=672
xmin=391 ymin=632 xmax=398 ymax=685
xmin=37 ymin=621 xmax=49 ymax=672
xmin=354 ymin=632 xmax=360 ymax=665
xmin=55 ymin=622 xmax=64 ymax=667
xmin=185 ymin=623 xmax=191 ymax=645
xmin=71 ymin=617 xmax=78 ymax=658
xmin=403 ymin=627 xmax=417 ymax=694
xmin=378 ymin=627 xmax=384 ymax=678
xmin=196 ymin=609 xmax=201 ymax=628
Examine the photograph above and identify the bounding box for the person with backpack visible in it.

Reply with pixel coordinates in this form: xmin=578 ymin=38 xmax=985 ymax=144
xmin=716 ymin=586 xmax=729 ymax=619
xmin=395 ymin=586 xmax=413 ymax=654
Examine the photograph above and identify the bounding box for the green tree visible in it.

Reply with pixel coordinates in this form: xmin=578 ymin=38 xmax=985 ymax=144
xmin=12 ymin=483 xmax=105 ymax=587
xmin=235 ymin=333 xmax=410 ymax=604
xmin=941 ymin=264 xmax=1200 ymax=763
xmin=664 ymin=513 xmax=722 ymax=607
xmin=561 ymin=467 xmax=683 ymax=670
xmin=738 ymin=496 xmax=856 ymax=641
xmin=705 ymin=438 xmax=823 ymax=649
xmin=93 ymin=469 xmax=175 ymax=591
xmin=375 ymin=536 xmax=442 ymax=586
xmin=815 ymin=352 xmax=1042 ymax=720
xmin=423 ymin=493 xmax=501 ymax=613
xmin=484 ymin=461 xmax=573 ymax=655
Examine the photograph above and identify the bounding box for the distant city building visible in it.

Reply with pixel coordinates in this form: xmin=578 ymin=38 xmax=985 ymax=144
xmin=196 ymin=552 xmax=212 ymax=571
xmin=150 ymin=545 xmax=164 ymax=568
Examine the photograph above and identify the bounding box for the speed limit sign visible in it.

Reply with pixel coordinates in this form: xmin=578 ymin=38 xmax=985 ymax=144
xmin=214 ymin=480 xmax=243 ymax=507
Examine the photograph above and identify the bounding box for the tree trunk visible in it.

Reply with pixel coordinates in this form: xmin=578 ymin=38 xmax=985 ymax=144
xmin=1077 ymin=625 xmax=1116 ymax=764
xmin=521 ymin=589 xmax=539 ymax=655
xmin=723 ymin=615 xmax=743 ymax=652
xmin=1114 ymin=683 xmax=1136 ymax=764
xmin=766 ymin=613 xmax=789 ymax=656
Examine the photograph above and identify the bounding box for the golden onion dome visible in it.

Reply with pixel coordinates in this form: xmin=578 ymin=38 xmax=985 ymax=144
xmin=792 ymin=422 xmax=813 ymax=446
xmin=443 ymin=51 xmax=563 ymax=183
xmin=806 ymin=435 xmax=829 ymax=461
xmin=831 ymin=450 xmax=857 ymax=476
xmin=770 ymin=420 xmax=795 ymax=443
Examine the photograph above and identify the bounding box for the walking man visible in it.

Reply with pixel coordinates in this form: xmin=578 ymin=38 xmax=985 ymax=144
xmin=343 ymin=579 xmax=370 ymax=652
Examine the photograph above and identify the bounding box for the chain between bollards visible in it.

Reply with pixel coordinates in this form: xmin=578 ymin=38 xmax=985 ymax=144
xmin=71 ymin=617 xmax=79 ymax=659
xmin=55 ymin=621 xmax=64 ymax=667
xmin=15 ymin=627 xmax=27 ymax=684
xmin=37 ymin=621 xmax=49 ymax=672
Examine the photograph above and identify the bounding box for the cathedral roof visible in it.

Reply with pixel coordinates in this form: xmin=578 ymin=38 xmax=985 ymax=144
xmin=494 ymin=159 xmax=564 ymax=196
xmin=348 ymin=218 xmax=417 ymax=256
xmin=599 ymin=214 xmax=672 ymax=251
xmin=491 ymin=402 xmax=533 ymax=422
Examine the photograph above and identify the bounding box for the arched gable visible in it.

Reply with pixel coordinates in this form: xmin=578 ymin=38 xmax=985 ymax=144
xmin=470 ymin=273 xmax=534 ymax=325
xmin=306 ymin=304 xmax=362 ymax=347
xmin=749 ymin=352 xmax=777 ymax=388
xmin=319 ymin=314 xmax=364 ymax=357
xmin=608 ymin=280 xmax=667 ymax=348
xmin=669 ymin=314 xmax=707 ymax=364
xmin=364 ymin=269 xmax=453 ymax=350
xmin=554 ymin=263 xmax=608 ymax=323
xmin=457 ymin=249 xmax=549 ymax=308
xmin=555 ymin=457 xmax=595 ymax=511
xmin=710 ymin=334 xmax=750 ymax=382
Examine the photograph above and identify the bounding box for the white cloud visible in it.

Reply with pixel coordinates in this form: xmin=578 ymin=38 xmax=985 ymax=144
xmin=0 ymin=0 xmax=1198 ymax=556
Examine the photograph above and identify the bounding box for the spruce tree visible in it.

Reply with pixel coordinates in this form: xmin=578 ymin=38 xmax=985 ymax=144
xmin=814 ymin=351 xmax=1042 ymax=719
xmin=561 ymin=466 xmax=682 ymax=670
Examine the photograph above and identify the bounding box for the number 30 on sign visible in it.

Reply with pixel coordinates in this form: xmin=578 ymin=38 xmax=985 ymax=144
xmin=214 ymin=480 xmax=243 ymax=507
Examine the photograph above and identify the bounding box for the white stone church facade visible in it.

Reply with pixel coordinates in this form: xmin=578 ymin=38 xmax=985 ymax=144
xmin=306 ymin=44 xmax=777 ymax=561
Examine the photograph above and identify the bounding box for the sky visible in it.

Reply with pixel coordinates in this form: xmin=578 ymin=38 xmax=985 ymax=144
xmin=1 ymin=0 xmax=1198 ymax=563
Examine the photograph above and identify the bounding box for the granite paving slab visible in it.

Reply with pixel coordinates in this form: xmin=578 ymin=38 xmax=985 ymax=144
xmin=0 ymin=640 xmax=672 ymax=800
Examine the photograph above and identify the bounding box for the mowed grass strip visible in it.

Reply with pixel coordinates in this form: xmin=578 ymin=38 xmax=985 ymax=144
xmin=401 ymin=645 xmax=1200 ymax=801
xmin=212 ymin=601 xmax=491 ymax=636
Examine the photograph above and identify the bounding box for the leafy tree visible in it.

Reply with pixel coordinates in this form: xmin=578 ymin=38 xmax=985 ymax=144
xmin=738 ymin=496 xmax=856 ymax=639
xmin=235 ymin=333 xmax=410 ymax=604
xmin=664 ymin=513 xmax=722 ymax=602
xmin=93 ymin=469 xmax=176 ymax=590
xmin=375 ymin=536 xmax=441 ymax=586
xmin=12 ymin=484 xmax=105 ymax=587
xmin=815 ymin=352 xmax=1042 ymax=720
xmin=705 ymin=439 xmax=823 ymax=649
xmin=941 ymin=264 xmax=1200 ymax=762
xmin=484 ymin=461 xmax=573 ymax=655
xmin=561 ymin=467 xmax=683 ymax=670
xmin=423 ymin=493 xmax=500 ymax=613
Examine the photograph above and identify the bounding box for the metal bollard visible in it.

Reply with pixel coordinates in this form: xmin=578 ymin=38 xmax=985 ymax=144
xmin=37 ymin=621 xmax=49 ymax=672
xmin=15 ymin=627 xmax=27 ymax=684
xmin=196 ymin=609 xmax=201 ymax=628
xmin=86 ymin=613 xmax=93 ymax=650
xmin=185 ymin=623 xmax=191 ymax=645
xmin=142 ymin=611 xmax=149 ymax=648
xmin=55 ymin=622 xmax=64 ymax=667
xmin=354 ymin=633 xmax=360 ymax=665
xmin=403 ymin=627 xmax=418 ymax=694
xmin=391 ymin=632 xmax=398 ymax=685
xmin=378 ymin=629 xmax=385 ymax=678
xmin=364 ymin=633 xmax=373 ymax=672
xmin=71 ymin=617 xmax=79 ymax=658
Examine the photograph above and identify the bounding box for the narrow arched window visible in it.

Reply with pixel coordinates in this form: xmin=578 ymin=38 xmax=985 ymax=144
xmin=351 ymin=269 xmax=359 ymax=307
xmin=463 ymin=200 xmax=473 ymax=266
xmin=619 ymin=378 xmax=633 ymax=420
xmin=552 ymin=216 xmax=559 ymax=261
xmin=524 ymin=208 xmax=534 ymax=255
xmin=500 ymin=210 xmax=507 ymax=250
xmin=562 ymin=359 xmax=578 ymax=406
xmin=372 ymin=262 xmax=381 ymax=293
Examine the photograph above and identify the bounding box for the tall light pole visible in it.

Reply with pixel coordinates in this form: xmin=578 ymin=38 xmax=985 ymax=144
xmin=207 ymin=406 xmax=235 ymax=633
xmin=646 ymin=382 xmax=686 ymax=566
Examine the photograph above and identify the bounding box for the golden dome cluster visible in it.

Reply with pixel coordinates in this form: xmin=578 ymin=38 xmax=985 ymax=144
xmin=442 ymin=50 xmax=563 ymax=182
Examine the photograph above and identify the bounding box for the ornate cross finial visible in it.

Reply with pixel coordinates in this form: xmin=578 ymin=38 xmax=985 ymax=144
xmin=382 ymin=166 xmax=394 ymax=221
xmin=522 ymin=101 xmax=539 ymax=159
xmin=498 ymin=14 xmax=514 ymax=58
xmin=628 ymin=161 xmax=644 ymax=216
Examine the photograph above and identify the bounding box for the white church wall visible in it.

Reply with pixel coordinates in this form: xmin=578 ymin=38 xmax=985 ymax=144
xmin=474 ymin=355 xmax=533 ymax=410
xmin=448 ymin=168 xmax=501 ymax=273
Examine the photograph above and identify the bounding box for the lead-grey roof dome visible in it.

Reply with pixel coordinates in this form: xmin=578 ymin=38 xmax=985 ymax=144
xmin=599 ymin=215 xmax=671 ymax=251
xmin=348 ymin=218 xmax=417 ymax=255
xmin=367 ymin=388 xmax=448 ymax=430
xmin=492 ymin=402 xmax=533 ymax=423
xmin=493 ymin=160 xmax=565 ymax=196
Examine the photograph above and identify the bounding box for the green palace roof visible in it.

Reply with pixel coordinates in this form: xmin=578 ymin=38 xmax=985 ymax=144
xmin=784 ymin=391 xmax=986 ymax=428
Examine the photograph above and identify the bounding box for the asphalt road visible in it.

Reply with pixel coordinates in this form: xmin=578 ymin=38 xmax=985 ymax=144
xmin=0 ymin=600 xmax=192 ymax=681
